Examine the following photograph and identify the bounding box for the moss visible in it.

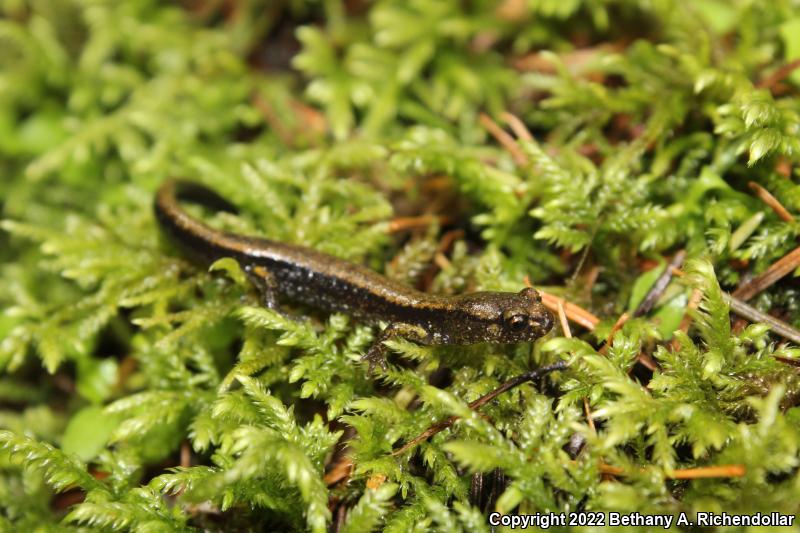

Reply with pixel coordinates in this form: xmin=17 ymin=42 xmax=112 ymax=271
xmin=1 ymin=0 xmax=800 ymax=530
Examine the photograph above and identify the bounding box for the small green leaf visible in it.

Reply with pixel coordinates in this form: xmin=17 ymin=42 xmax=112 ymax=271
xmin=628 ymin=260 xmax=666 ymax=312
xmin=495 ymin=485 xmax=523 ymax=514
xmin=77 ymin=358 xmax=119 ymax=404
xmin=693 ymin=0 xmax=738 ymax=35
xmin=17 ymin=111 xmax=69 ymax=154
xmin=209 ymin=257 xmax=248 ymax=288
xmin=652 ymin=292 xmax=688 ymax=340
xmin=780 ymin=18 xmax=800 ymax=85
xmin=62 ymin=406 xmax=121 ymax=461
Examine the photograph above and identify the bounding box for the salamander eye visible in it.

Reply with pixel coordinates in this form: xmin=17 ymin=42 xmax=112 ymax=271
xmin=508 ymin=314 xmax=528 ymax=331
xmin=519 ymin=287 xmax=542 ymax=302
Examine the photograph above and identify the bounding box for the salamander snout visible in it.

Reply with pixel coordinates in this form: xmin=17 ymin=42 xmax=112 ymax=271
xmin=495 ymin=287 xmax=554 ymax=341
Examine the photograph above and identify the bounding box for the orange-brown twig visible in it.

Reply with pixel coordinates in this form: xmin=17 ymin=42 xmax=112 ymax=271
xmin=671 ymin=287 xmax=702 ymax=350
xmin=366 ymin=473 xmax=387 ymax=490
xmin=776 ymin=157 xmax=793 ymax=178
xmin=539 ymin=290 xmax=600 ymax=331
xmin=324 ymin=457 xmax=354 ymax=486
xmin=387 ymin=215 xmax=451 ymax=233
xmin=757 ymin=58 xmax=800 ymax=90
xmin=668 ymin=465 xmax=746 ymax=479
xmin=678 ymin=287 xmax=702 ymax=333
xmin=252 ymin=93 xmax=294 ymax=146
xmin=433 ymin=253 xmax=451 ymax=271
xmin=557 ymin=301 xmax=572 ymax=338
xmin=748 ymin=181 xmax=794 ymax=222
xmin=181 ymin=441 xmax=192 ymax=468
xmin=598 ymin=463 xmax=746 ymax=479
xmin=583 ymin=398 xmax=596 ymax=433
xmin=479 ymin=113 xmax=528 ymax=165
xmin=774 ymin=355 xmax=800 ymax=368
xmin=732 ymin=245 xmax=800 ymax=301
xmin=636 ymin=353 xmax=658 ymax=371
xmin=500 ymin=111 xmax=534 ymax=142
xmin=600 ymin=312 xmax=629 ymax=355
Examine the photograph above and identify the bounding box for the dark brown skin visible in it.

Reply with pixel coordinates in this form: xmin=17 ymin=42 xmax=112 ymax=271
xmin=154 ymin=179 xmax=554 ymax=369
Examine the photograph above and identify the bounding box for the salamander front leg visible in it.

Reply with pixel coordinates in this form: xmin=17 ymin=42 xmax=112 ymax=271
xmin=244 ymin=265 xmax=280 ymax=309
xmin=362 ymin=322 xmax=430 ymax=375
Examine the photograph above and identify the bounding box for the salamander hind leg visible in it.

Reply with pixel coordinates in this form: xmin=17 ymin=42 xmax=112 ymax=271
xmin=362 ymin=322 xmax=430 ymax=375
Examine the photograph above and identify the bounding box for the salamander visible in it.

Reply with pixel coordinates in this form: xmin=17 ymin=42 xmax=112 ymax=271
xmin=154 ymin=179 xmax=554 ymax=370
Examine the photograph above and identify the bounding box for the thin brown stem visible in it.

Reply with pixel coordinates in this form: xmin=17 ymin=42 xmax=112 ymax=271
xmin=387 ymin=214 xmax=451 ymax=233
xmin=598 ymin=463 xmax=746 ymax=479
xmin=757 ymin=58 xmax=800 ymax=90
xmin=634 ymin=250 xmax=687 ymax=317
xmin=391 ymin=361 xmax=568 ymax=456
xmin=479 ymin=113 xmax=528 ymax=165
xmin=539 ymin=290 xmax=600 ymax=331
xmin=557 ymin=301 xmax=572 ymax=338
xmin=724 ymin=293 xmax=800 ymax=345
xmin=671 ymin=287 xmax=702 ymax=350
xmin=774 ymin=355 xmax=800 ymax=368
xmin=732 ymin=245 xmax=800 ymax=301
xmin=583 ymin=398 xmax=596 ymax=434
xmin=748 ymin=181 xmax=794 ymax=222
xmin=500 ymin=111 xmax=534 ymax=142
xmin=324 ymin=457 xmax=354 ymax=486
xmin=600 ymin=312 xmax=629 ymax=355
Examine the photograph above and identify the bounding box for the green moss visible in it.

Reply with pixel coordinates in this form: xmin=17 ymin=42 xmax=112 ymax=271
xmin=1 ymin=0 xmax=800 ymax=530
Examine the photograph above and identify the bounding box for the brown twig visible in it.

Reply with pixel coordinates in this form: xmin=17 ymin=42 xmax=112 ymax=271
xmin=557 ymin=301 xmax=571 ymax=338
xmin=180 ymin=441 xmax=192 ymax=468
xmin=668 ymin=464 xmax=748 ymax=480
xmin=634 ymin=250 xmax=687 ymax=317
xmin=387 ymin=214 xmax=451 ymax=233
xmin=391 ymin=361 xmax=569 ymax=456
xmin=583 ymin=398 xmax=596 ymax=434
xmin=436 ymin=229 xmax=465 ymax=254
xmin=748 ymin=181 xmax=794 ymax=222
xmin=776 ymin=157 xmax=793 ymax=178
xmin=479 ymin=113 xmax=528 ymax=165
xmin=669 ymin=267 xmax=800 ymax=349
xmin=671 ymin=287 xmax=702 ymax=350
xmin=601 ymin=313 xmax=630 ymax=354
xmin=510 ymin=44 xmax=624 ymax=75
xmin=333 ymin=502 xmax=347 ymax=533
xmin=433 ymin=253 xmax=451 ymax=271
xmin=774 ymin=355 xmax=800 ymax=368
xmin=582 ymin=265 xmax=601 ymax=301
xmin=731 ymin=245 xmax=800 ymax=301
xmin=636 ymin=353 xmax=658 ymax=371
xmin=289 ymin=100 xmax=328 ymax=137
xmin=252 ymin=92 xmax=294 ymax=146
xmin=757 ymin=58 xmax=800 ymax=91
xmin=420 ymin=175 xmax=454 ymax=193
xmin=678 ymin=287 xmax=703 ymax=333
xmin=495 ymin=0 xmax=526 ymax=21
xmin=539 ymin=290 xmax=600 ymax=331
xmin=724 ymin=293 xmax=800 ymax=345
xmin=420 ymin=229 xmax=465 ymax=291
xmin=366 ymin=473 xmax=387 ymax=490
xmin=324 ymin=457 xmax=354 ymax=486
xmin=598 ymin=463 xmax=746 ymax=479
xmin=500 ymin=112 xmax=534 ymax=142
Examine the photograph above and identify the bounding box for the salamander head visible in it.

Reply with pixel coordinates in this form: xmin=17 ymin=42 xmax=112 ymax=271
xmin=455 ymin=287 xmax=554 ymax=344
